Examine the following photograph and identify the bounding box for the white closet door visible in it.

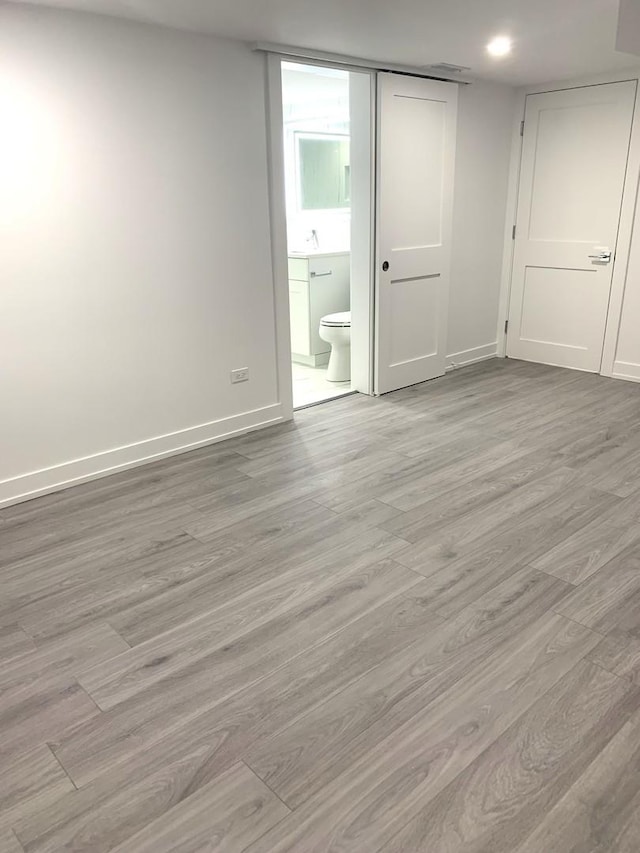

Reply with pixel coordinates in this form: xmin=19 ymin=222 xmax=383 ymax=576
xmin=507 ymin=81 xmax=636 ymax=372
xmin=374 ymin=73 xmax=458 ymax=395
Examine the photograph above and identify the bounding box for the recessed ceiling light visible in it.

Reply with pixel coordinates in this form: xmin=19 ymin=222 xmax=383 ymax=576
xmin=487 ymin=36 xmax=512 ymax=57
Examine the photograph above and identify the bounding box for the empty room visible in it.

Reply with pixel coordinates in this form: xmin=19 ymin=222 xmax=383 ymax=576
xmin=3 ymin=0 xmax=640 ymax=850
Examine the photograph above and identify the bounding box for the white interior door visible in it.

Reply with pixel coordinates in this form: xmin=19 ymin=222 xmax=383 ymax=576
xmin=507 ymin=81 xmax=637 ymax=372
xmin=374 ymin=73 xmax=458 ymax=395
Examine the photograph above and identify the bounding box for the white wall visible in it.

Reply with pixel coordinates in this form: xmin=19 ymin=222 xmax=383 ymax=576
xmin=448 ymin=79 xmax=517 ymax=365
xmin=0 ymin=4 xmax=282 ymax=506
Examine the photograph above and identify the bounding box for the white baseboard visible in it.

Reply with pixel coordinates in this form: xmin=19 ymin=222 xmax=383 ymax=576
xmin=0 ymin=403 xmax=285 ymax=509
xmin=292 ymin=352 xmax=330 ymax=368
xmin=612 ymin=360 xmax=640 ymax=383
xmin=445 ymin=342 xmax=498 ymax=372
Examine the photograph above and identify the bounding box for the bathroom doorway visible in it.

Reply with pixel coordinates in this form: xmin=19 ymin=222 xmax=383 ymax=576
xmin=279 ymin=61 xmax=374 ymax=409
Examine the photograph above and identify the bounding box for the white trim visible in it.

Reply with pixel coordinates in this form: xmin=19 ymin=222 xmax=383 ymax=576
xmin=265 ymin=53 xmax=294 ymax=421
xmin=0 ymin=404 xmax=284 ymax=509
xmin=612 ymin=360 xmax=640 ymax=382
xmin=254 ymin=42 xmax=470 ymax=84
xmin=602 ymin=85 xmax=640 ymax=376
xmin=349 ymin=68 xmax=376 ymax=395
xmin=521 ymin=67 xmax=640 ymax=96
xmin=496 ymin=93 xmax=526 ymax=357
xmin=446 ymin=342 xmax=498 ymax=371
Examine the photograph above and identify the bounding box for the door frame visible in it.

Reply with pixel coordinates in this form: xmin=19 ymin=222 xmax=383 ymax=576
xmin=497 ymin=69 xmax=640 ymax=378
xmin=265 ymin=52 xmax=376 ymax=419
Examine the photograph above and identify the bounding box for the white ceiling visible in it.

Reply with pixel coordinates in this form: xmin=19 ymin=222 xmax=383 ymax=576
xmin=9 ymin=0 xmax=640 ymax=86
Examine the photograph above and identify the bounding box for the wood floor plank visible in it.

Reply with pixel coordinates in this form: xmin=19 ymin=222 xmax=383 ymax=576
xmin=0 ymin=626 xmax=35 ymax=666
xmin=316 ymin=497 xmax=403 ymax=528
xmin=32 ymin=599 xmax=442 ymax=851
xmin=396 ymin=485 xmax=619 ymax=618
xmin=76 ymin=555 xmax=419 ymax=711
xmin=0 ymin=832 xmax=23 ymax=853
xmin=181 ymin=496 xmax=335 ymax=548
xmin=589 ymin=631 xmax=640 ymax=685
xmin=376 ymin=437 xmax=533 ymax=512
xmin=392 ymin=464 xmax=580 ymax=575
xmin=0 ymin=623 xmax=128 ymax=761
xmin=110 ymin=520 xmax=409 ymax=645
xmin=53 ymin=595 xmax=441 ymax=789
xmin=14 ymin=744 xmax=228 ymax=853
xmin=380 ymin=419 xmax=493 ymax=460
xmin=3 ymin=358 xmax=640 ymax=851
xmin=468 ymin=369 xmax=617 ymax=439
xmin=244 ymin=612 xmax=599 ymax=853
xmin=382 ymin=661 xmax=640 ymax=852
xmin=184 ymin=476 xmax=324 ymax=537
xmin=380 ymin=446 xmax=563 ymax=543
xmin=234 ymin=432 xmax=404 ymax=480
xmin=574 ymin=443 xmax=640 ymax=498
xmin=308 ymin=433 xmax=502 ymax=514
xmin=0 ymin=623 xmax=130 ymax=693
xmin=0 ymin=678 xmax=99 ymax=764
xmin=244 ymin=567 xmax=572 ymax=808
xmin=554 ymin=544 xmax=640 ymax=633
xmin=15 ymin=503 xmax=339 ymax=641
xmin=0 ymin=745 xmax=74 ymax=835
xmin=109 ymin=762 xmax=289 ymax=853
xmin=0 ymin=443 xmax=248 ymax=529
xmin=514 ymin=705 xmax=640 ymax=853
xmin=0 ymin=499 xmax=203 ymax=570
xmin=1 ymin=529 xmax=211 ymax=628
xmin=531 ymin=487 xmax=640 ymax=585
xmin=556 ymin=409 xmax=640 ymax=469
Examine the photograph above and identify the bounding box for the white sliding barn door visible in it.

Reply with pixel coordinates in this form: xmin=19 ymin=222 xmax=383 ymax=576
xmin=374 ymin=73 xmax=458 ymax=394
xmin=507 ymin=81 xmax=636 ymax=372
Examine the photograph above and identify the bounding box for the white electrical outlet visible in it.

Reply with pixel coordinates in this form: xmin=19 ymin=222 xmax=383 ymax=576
xmin=230 ymin=368 xmax=249 ymax=384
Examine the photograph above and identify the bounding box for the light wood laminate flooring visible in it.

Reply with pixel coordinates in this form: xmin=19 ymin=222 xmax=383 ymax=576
xmin=3 ymin=358 xmax=640 ymax=852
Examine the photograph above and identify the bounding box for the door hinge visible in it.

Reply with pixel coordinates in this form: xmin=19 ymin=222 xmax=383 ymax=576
xmin=520 ymin=120 xmax=525 ymax=136
xmin=504 ymin=319 xmax=509 ymax=334
xmin=512 ymin=224 xmax=516 ymax=240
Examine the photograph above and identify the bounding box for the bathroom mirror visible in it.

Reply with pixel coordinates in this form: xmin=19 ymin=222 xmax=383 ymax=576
xmin=295 ymin=132 xmax=350 ymax=211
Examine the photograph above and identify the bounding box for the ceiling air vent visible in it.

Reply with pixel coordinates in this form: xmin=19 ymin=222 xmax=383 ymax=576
xmin=424 ymin=62 xmax=471 ymax=75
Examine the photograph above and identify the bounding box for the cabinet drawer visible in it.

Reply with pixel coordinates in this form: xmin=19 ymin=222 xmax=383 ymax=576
xmin=308 ymin=258 xmax=334 ymax=279
xmin=288 ymin=257 xmax=309 ymax=281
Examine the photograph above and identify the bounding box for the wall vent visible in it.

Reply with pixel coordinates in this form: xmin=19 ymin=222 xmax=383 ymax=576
xmin=423 ymin=62 xmax=471 ymax=74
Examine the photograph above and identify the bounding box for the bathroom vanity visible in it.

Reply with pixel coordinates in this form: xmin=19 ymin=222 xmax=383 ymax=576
xmin=288 ymin=251 xmax=350 ymax=367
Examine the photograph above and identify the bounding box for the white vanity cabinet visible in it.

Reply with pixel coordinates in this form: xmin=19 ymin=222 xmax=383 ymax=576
xmin=288 ymin=252 xmax=350 ymax=367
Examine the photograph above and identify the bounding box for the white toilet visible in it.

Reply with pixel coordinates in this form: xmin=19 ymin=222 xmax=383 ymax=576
xmin=319 ymin=311 xmax=351 ymax=382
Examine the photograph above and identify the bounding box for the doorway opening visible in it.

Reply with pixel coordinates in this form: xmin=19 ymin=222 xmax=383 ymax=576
xmin=280 ymin=61 xmax=373 ymax=408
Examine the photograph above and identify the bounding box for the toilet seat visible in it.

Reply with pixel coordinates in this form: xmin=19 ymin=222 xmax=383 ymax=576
xmin=320 ymin=311 xmax=351 ymax=328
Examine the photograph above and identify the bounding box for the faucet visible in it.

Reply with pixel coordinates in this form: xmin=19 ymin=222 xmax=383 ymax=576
xmin=306 ymin=229 xmax=320 ymax=251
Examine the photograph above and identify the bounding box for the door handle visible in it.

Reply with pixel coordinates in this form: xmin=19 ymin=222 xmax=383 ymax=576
xmin=588 ymin=251 xmax=612 ymax=263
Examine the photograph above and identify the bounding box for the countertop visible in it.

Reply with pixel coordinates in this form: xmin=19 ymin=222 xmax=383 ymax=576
xmin=288 ymin=250 xmax=350 ymax=259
